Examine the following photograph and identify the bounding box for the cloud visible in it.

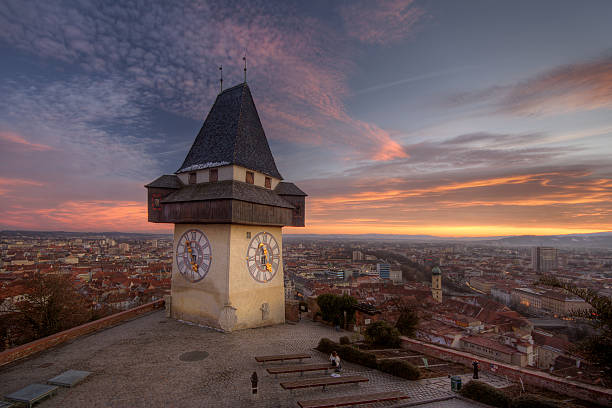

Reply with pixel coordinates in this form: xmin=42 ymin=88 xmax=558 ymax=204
xmin=448 ymin=55 xmax=612 ymax=116
xmin=0 ymin=76 xmax=157 ymax=180
xmin=339 ymin=0 xmax=426 ymax=45
xmin=0 ymin=199 xmax=169 ymax=233
xmin=288 ymin=125 xmax=612 ymax=235
xmin=0 ymin=75 xmax=166 ymax=233
xmin=0 ymin=131 xmax=53 ymax=151
xmin=297 ymin=165 xmax=612 ymax=235
xmin=0 ymin=177 xmax=44 ymax=196
xmin=342 ymin=131 xmax=572 ymax=179
xmin=0 ymin=0 xmax=407 ymax=162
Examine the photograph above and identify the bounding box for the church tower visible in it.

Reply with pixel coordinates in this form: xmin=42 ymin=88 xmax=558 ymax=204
xmin=431 ymin=266 xmax=442 ymax=303
xmin=145 ymin=83 xmax=306 ymax=331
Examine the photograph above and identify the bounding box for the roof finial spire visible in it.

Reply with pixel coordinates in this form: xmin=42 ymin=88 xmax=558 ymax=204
xmin=219 ymin=65 xmax=223 ymax=93
xmin=243 ymin=50 xmax=247 ymax=83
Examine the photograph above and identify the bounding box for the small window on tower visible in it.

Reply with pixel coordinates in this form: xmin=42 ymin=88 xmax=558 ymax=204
xmin=246 ymin=171 xmax=254 ymax=184
xmin=189 ymin=172 xmax=197 ymax=184
xmin=209 ymin=168 xmax=218 ymax=182
xmin=265 ymin=177 xmax=271 ymax=189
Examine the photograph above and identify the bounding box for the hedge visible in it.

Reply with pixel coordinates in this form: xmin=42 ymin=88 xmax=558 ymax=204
xmin=339 ymin=344 xmax=378 ymax=368
xmin=317 ymin=338 xmax=414 ymax=373
xmin=459 ymin=380 xmax=510 ymax=408
xmin=339 ymin=336 xmax=351 ymax=345
xmin=377 ymin=359 xmax=421 ymax=380
xmin=316 ymin=338 xmax=337 ymax=354
xmin=510 ymin=394 xmax=559 ymax=408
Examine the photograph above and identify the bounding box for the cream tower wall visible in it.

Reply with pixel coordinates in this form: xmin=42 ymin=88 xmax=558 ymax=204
xmin=170 ymin=223 xmax=230 ymax=328
xmin=177 ymin=165 xmax=280 ymax=189
xmin=228 ymin=224 xmax=285 ymax=330
xmin=170 ymin=223 xmax=285 ymax=331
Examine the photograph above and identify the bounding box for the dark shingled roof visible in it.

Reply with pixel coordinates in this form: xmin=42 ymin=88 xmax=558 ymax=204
xmin=145 ymin=175 xmax=183 ymax=189
xmin=176 ymin=83 xmax=283 ymax=179
xmin=274 ymin=182 xmax=307 ymax=196
xmin=161 ymin=180 xmax=294 ymax=208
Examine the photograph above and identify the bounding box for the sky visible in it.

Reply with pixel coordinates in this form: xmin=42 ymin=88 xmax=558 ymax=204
xmin=1 ymin=0 xmax=612 ymax=237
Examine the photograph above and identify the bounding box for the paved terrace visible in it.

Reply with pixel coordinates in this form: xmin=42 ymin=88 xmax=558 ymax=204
xmin=0 ymin=312 xmax=507 ymax=407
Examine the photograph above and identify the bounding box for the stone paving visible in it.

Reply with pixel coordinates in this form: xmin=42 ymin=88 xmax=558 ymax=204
xmin=0 ymin=311 xmax=510 ymax=407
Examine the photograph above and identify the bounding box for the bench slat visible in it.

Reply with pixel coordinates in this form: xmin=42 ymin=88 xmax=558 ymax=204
xmin=297 ymin=391 xmax=409 ymax=408
xmin=267 ymin=363 xmax=331 ymax=375
xmin=255 ymin=353 xmax=311 ymax=363
xmin=280 ymin=375 xmax=368 ymax=390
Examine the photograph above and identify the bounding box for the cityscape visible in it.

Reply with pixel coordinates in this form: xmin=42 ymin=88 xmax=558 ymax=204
xmin=1 ymin=0 xmax=612 ymax=407
xmin=2 ymin=230 xmax=611 ymax=385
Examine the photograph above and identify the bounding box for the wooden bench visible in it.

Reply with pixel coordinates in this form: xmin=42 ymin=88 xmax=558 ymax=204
xmin=280 ymin=375 xmax=368 ymax=392
xmin=297 ymin=391 xmax=409 ymax=408
xmin=255 ymin=353 xmax=311 ymax=364
xmin=267 ymin=363 xmax=332 ymax=378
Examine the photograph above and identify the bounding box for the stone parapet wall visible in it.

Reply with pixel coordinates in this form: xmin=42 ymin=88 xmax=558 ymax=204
xmin=0 ymin=299 xmax=165 ymax=367
xmin=401 ymin=336 xmax=612 ymax=406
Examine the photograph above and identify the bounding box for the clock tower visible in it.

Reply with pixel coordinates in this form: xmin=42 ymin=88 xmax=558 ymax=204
xmin=146 ymin=83 xmax=306 ymax=331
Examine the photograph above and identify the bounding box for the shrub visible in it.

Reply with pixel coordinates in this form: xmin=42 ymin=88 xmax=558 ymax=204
xmin=511 ymin=394 xmax=558 ymax=408
xmin=459 ymin=380 xmax=510 ymax=408
xmin=377 ymin=359 xmax=420 ymax=380
xmin=339 ymin=336 xmax=351 ymax=345
xmin=338 ymin=345 xmax=378 ymax=368
xmin=316 ymin=338 xmax=338 ymax=354
xmin=364 ymin=321 xmax=401 ymax=348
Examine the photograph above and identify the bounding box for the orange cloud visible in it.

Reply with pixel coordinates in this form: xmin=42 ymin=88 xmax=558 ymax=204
xmin=0 ymin=130 xmax=52 ymax=151
xmin=294 ymin=168 xmax=612 ymax=237
xmin=311 ymin=173 xmax=556 ymax=206
xmin=0 ymin=177 xmax=44 ymax=195
xmin=0 ymin=200 xmax=171 ymax=233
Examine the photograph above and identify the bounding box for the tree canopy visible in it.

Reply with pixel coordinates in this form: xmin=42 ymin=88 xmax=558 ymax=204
xmin=316 ymin=293 xmax=357 ymax=328
xmin=1 ymin=273 xmax=91 ymax=349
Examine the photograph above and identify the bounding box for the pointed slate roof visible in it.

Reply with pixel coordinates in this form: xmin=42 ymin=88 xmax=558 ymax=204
xmin=176 ymin=83 xmax=283 ymax=179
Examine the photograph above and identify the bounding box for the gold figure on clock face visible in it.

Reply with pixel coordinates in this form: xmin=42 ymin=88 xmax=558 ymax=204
xmin=246 ymin=231 xmax=280 ymax=283
xmin=176 ymin=229 xmax=211 ymax=283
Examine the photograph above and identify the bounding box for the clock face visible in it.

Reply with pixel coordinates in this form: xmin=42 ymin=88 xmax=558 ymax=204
xmin=246 ymin=231 xmax=280 ymax=283
xmin=176 ymin=229 xmax=212 ymax=283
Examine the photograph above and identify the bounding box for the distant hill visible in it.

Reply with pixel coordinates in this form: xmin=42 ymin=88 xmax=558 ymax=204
xmin=0 ymin=230 xmax=172 ymax=240
xmin=285 ymin=232 xmax=612 ymax=248
xmin=479 ymin=232 xmax=612 ymax=249
xmin=283 ymin=233 xmax=505 ymax=241
xmin=3 ymin=229 xmax=611 ymax=249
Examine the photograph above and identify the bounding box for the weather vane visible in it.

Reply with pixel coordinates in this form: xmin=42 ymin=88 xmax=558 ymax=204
xmin=219 ymin=65 xmax=223 ymax=93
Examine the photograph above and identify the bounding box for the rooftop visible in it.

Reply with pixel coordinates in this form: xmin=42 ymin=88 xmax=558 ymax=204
xmin=176 ymin=83 xmax=283 ymax=179
xmin=0 ymin=311 xmax=495 ymax=407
